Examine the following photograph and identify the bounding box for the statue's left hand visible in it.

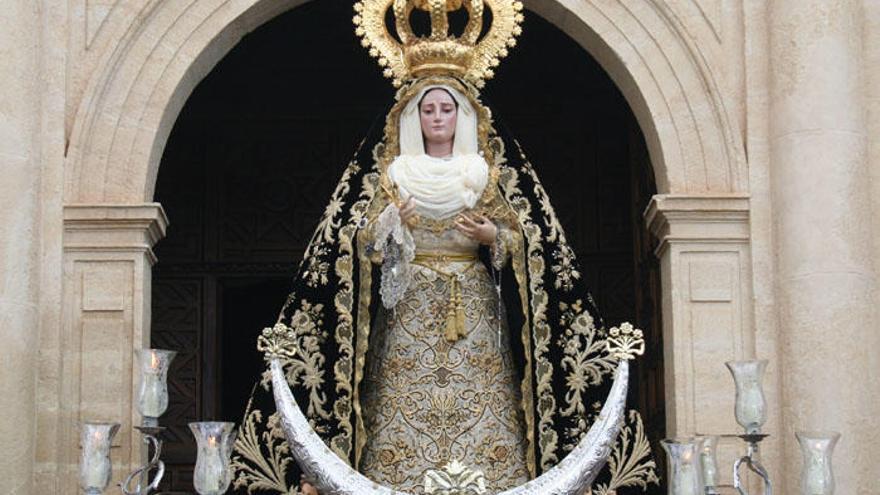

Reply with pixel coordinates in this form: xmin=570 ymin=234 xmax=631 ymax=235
xmin=300 ymin=481 xmax=319 ymax=495
xmin=455 ymin=213 xmax=497 ymax=245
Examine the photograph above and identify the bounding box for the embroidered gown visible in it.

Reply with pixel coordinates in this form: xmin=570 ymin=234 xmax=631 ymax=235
xmin=359 ymin=158 xmax=530 ymax=493
xmin=230 ymin=78 xmax=658 ymax=495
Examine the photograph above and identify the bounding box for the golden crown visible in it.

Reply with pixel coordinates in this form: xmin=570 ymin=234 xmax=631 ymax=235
xmin=353 ymin=0 xmax=524 ymax=88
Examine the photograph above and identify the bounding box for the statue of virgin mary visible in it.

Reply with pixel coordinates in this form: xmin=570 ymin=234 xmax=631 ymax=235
xmin=231 ymin=1 xmax=657 ymax=494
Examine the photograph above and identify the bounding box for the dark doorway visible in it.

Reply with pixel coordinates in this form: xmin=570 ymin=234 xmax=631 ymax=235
xmin=151 ymin=2 xmax=664 ymax=492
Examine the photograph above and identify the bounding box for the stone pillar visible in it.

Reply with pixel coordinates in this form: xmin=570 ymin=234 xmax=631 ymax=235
xmin=646 ymin=194 xmax=780 ymax=485
xmin=0 ymin=1 xmax=41 ymax=493
xmin=56 ymin=204 xmax=167 ymax=493
xmin=770 ymin=0 xmax=879 ymax=492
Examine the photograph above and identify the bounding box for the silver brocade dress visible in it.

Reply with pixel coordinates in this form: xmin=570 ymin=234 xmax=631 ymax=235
xmin=360 ymin=223 xmax=530 ymax=493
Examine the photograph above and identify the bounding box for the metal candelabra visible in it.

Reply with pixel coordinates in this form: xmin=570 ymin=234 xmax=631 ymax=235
xmin=733 ymin=433 xmax=772 ymax=495
xmin=121 ymin=425 xmax=167 ymax=495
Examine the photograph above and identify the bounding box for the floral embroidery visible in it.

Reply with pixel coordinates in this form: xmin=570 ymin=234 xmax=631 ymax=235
xmin=360 ymin=253 xmax=530 ymax=493
xmin=231 ymin=406 xmax=296 ymax=494
xmin=303 ymin=246 xmax=331 ymax=288
xmin=551 ymin=244 xmax=581 ymax=291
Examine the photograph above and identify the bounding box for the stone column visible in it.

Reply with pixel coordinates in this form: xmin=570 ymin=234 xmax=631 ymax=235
xmin=0 ymin=1 xmax=41 ymax=493
xmin=770 ymin=0 xmax=879 ymax=492
xmin=646 ymin=194 xmax=780 ymax=485
xmin=56 ymin=204 xmax=167 ymax=493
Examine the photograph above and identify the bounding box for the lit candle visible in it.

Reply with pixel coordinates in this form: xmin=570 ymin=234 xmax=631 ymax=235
xmin=141 ymin=352 xmax=161 ymax=416
xmin=726 ymin=360 xmax=768 ymax=434
xmin=796 ymin=431 xmax=839 ymax=495
xmin=678 ymin=449 xmax=699 ymax=495
xmin=699 ymin=435 xmax=719 ymax=488
xmin=79 ymin=422 xmax=120 ymax=494
xmin=84 ymin=430 xmax=109 ymax=488
xmin=661 ymin=438 xmax=704 ymax=495
xmin=201 ymin=436 xmax=223 ymax=491
xmin=136 ymin=349 xmax=176 ymax=425
xmin=191 ymin=421 xmax=237 ymax=495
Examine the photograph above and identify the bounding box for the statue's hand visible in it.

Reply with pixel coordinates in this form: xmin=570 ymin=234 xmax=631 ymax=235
xmin=455 ymin=213 xmax=497 ymax=245
xmin=300 ymin=481 xmax=319 ymax=495
xmin=399 ymin=197 xmax=418 ymax=226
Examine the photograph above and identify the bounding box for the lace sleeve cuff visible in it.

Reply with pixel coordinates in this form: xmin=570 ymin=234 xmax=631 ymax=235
xmin=372 ymin=203 xmax=415 ymax=309
xmin=490 ymin=226 xmax=514 ymax=270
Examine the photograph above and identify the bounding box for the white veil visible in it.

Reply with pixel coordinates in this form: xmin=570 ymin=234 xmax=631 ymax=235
xmin=398 ymin=84 xmax=480 ymax=156
xmin=387 ymin=83 xmax=489 ymax=222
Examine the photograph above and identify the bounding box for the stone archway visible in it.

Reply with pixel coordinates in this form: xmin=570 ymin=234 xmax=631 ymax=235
xmin=63 ymin=1 xmax=747 ymax=203
xmin=54 ymin=0 xmax=760 ymax=491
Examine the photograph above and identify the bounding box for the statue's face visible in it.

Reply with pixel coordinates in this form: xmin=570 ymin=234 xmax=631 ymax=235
xmin=419 ymin=88 xmax=457 ymax=149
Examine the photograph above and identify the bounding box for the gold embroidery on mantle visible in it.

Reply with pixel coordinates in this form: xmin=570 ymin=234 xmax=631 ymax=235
xmin=274 ymin=301 xmax=330 ymax=424
xmin=591 ymin=411 xmax=660 ymax=494
xmin=498 ymin=153 xmax=558 ymax=471
xmin=354 ymin=154 xmax=386 ymax=467
xmin=331 ymin=164 xmax=380 ymax=461
xmin=231 ymin=405 xmax=295 ymax=494
xmin=557 ymin=301 xmax=616 ymax=422
xmin=489 ymin=136 xmax=536 ymax=477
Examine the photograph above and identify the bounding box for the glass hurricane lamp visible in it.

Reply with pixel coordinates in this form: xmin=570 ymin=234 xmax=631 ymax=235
xmin=190 ymin=421 xmax=237 ymax=495
xmin=80 ymin=421 xmax=120 ymax=495
xmin=725 ymin=359 xmax=768 ymax=434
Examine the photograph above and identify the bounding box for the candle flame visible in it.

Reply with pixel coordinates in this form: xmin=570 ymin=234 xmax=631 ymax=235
xmin=208 ymin=436 xmax=217 ymax=448
xmin=150 ymin=351 xmax=160 ymax=370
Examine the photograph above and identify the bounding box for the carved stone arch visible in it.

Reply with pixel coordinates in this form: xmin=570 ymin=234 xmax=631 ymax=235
xmin=64 ymin=0 xmax=746 ymax=203
xmin=524 ymin=0 xmax=747 ymax=194
xmin=65 ymin=0 xmax=314 ymax=203
xmin=56 ymin=1 xmax=760 ymax=490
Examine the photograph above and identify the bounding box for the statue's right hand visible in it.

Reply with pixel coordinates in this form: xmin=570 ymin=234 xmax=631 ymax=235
xmin=399 ymin=197 xmax=418 ymax=225
xmin=300 ymin=481 xmax=319 ymax=495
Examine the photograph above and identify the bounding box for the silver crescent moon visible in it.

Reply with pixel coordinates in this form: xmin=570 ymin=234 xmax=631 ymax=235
xmin=270 ymin=357 xmax=629 ymax=494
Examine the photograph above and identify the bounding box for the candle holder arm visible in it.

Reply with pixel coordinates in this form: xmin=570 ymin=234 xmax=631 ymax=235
xmin=121 ymin=429 xmax=165 ymax=495
xmin=732 ymin=439 xmax=772 ymax=495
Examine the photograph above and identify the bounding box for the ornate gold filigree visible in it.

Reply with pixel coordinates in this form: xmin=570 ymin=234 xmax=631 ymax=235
xmin=498 ymin=160 xmax=559 ymax=471
xmin=354 ymin=166 xmax=386 ymax=468
xmin=257 ymin=323 xmax=298 ymax=360
xmin=557 ymin=301 xmax=616 ymax=424
xmin=231 ymin=406 xmax=296 ymax=494
xmin=353 ymin=0 xmax=524 ymax=87
xmin=605 ymin=322 xmax=646 ymax=361
xmin=551 ymin=244 xmax=580 ymax=291
xmin=358 ymin=225 xmax=530 ymax=491
xmin=334 ymin=169 xmax=381 ymax=461
xmin=490 ymin=140 xmax=537 ymax=477
xmin=261 ymin=302 xmax=332 ymax=430
xmin=592 ymin=411 xmax=660 ymax=494
xmin=424 ymin=459 xmax=488 ymax=494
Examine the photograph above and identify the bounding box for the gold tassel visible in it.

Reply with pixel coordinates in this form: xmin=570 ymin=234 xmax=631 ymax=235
xmin=445 ymin=306 xmax=458 ymax=342
xmin=445 ymin=277 xmax=459 ymax=342
xmin=410 ymin=257 xmax=476 ymax=343
xmin=455 ymin=291 xmax=466 ymax=339
xmin=445 ymin=277 xmax=467 ymax=342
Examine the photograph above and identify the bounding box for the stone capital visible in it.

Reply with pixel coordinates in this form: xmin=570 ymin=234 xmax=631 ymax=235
xmin=63 ymin=203 xmax=168 ymax=264
xmin=644 ymin=194 xmax=750 ymax=255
